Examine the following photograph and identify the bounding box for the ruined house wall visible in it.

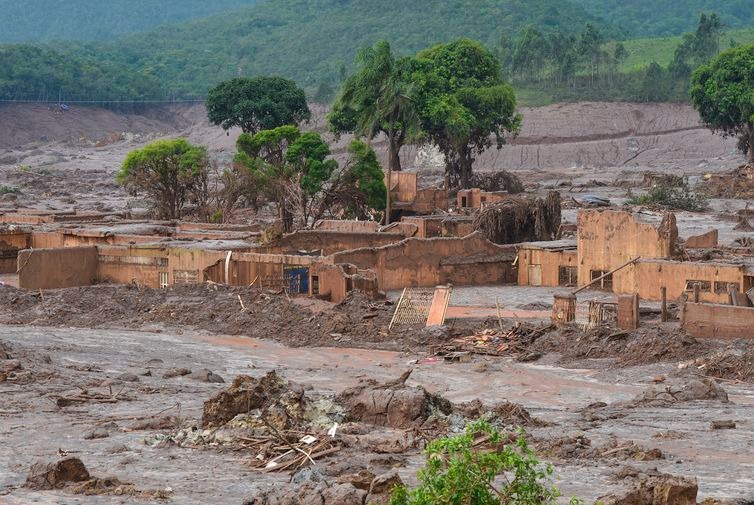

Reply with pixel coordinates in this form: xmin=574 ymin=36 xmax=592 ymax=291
xmin=258 ymin=231 xmax=404 ymax=256
xmin=97 ymin=245 xmax=169 ymax=288
xmin=577 ymin=210 xmax=677 ymax=289
xmin=616 ymin=260 xmax=745 ymax=304
xmin=0 ymin=230 xmax=31 ymax=273
xmin=313 ymin=220 xmax=380 ymax=233
xmin=517 ymin=248 xmax=578 ymax=287
xmin=331 ymin=232 xmax=516 ymax=290
xmin=457 ymin=189 xmax=509 ymax=209
xmin=97 ymin=245 xmax=227 ymax=288
xmin=682 ymin=302 xmax=754 ymax=339
xmin=18 ymin=246 xmax=98 ymax=289
xmin=400 ymin=216 xmax=474 ymax=239
xmin=388 ymin=172 xmax=418 ymax=203
xmin=204 ymin=252 xmax=322 ymax=286
xmin=0 ymin=231 xmax=30 ymax=273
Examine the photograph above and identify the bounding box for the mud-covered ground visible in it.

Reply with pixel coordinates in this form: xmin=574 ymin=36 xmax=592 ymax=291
xmin=2 ymin=101 xmax=754 ymax=503
xmin=1 ymin=319 xmax=752 ymax=504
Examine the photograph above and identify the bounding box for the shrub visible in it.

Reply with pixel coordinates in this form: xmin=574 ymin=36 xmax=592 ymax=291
xmin=0 ymin=186 xmax=20 ymax=194
xmin=389 ymin=420 xmax=572 ymax=505
xmin=626 ymin=182 xmax=707 ymax=211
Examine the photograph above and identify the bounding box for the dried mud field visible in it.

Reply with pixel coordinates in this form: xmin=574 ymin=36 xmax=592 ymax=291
xmin=0 ymin=284 xmax=753 ymax=504
xmin=1 ymin=101 xmax=754 ymax=504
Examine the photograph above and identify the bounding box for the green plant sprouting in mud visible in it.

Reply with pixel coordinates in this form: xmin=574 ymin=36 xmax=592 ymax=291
xmin=389 ymin=420 xmax=586 ymax=505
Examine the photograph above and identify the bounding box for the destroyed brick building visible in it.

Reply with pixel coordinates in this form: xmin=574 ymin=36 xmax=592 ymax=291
xmin=5 ymin=203 xmax=754 ymax=339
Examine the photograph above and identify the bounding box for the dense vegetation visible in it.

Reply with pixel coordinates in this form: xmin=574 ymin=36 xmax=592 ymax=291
xmin=0 ymin=0 xmax=259 ymax=42
xmin=571 ymin=0 xmax=754 ymax=38
xmin=2 ymin=0 xmax=754 ymax=105
xmin=0 ymin=45 xmax=163 ymax=103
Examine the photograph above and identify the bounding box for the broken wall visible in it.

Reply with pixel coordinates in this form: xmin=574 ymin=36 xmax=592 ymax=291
xmin=457 ymin=188 xmax=509 ymax=209
xmin=617 ymin=259 xmax=745 ymax=304
xmin=258 ymin=230 xmax=404 ymax=256
xmin=332 ymin=232 xmax=516 ymax=290
xmin=517 ymin=246 xmax=578 ymax=287
xmin=98 ymin=245 xmax=227 ymax=288
xmin=577 ymin=210 xmax=677 ymax=289
xmin=17 ymin=246 xmax=97 ymax=290
xmin=312 ymin=220 xmax=380 ymax=233
xmin=0 ymin=229 xmax=30 ymax=273
xmin=682 ymin=302 xmax=754 ymax=339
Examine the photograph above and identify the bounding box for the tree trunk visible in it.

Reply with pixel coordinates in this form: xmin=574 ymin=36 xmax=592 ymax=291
xmin=385 ymin=126 xmax=394 ymax=225
xmin=389 ymin=137 xmax=402 ymax=172
xmin=459 ymin=148 xmax=474 ymax=189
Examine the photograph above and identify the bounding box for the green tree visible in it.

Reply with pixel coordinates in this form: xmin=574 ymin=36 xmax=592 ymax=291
xmin=329 ymin=40 xmax=422 ymax=223
xmin=337 ymin=140 xmax=387 ymax=219
xmin=117 ymin=139 xmax=209 ymax=219
xmin=640 ymin=61 xmax=669 ymax=101
xmin=412 ymin=39 xmax=521 ymax=189
xmin=389 ymin=420 xmax=562 ymax=505
xmin=236 ymin=125 xmax=337 ymax=230
xmin=206 ymin=76 xmax=311 ymax=134
xmin=329 ymin=41 xmax=419 ymax=174
xmin=691 ymin=44 xmax=754 ymax=163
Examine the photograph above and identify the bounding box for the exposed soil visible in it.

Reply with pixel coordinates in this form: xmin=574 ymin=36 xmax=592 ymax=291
xmin=0 ymin=283 xmax=472 ymax=352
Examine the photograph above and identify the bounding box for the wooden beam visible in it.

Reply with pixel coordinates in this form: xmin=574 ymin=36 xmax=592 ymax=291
xmin=572 ymin=257 xmax=641 ymax=295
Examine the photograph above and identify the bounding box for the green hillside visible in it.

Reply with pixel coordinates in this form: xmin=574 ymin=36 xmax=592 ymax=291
xmin=104 ymin=0 xmax=612 ymax=95
xmin=571 ymin=0 xmax=754 ymax=37
xmin=0 ymin=0 xmax=260 ymax=42
xmin=619 ymin=28 xmax=754 ymax=70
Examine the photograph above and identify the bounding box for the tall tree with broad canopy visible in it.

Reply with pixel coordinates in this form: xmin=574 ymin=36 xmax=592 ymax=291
xmin=207 ymin=76 xmax=311 ymax=134
xmin=117 ymin=139 xmax=209 ymax=219
xmin=411 ymin=39 xmax=521 ymax=189
xmin=329 ymin=40 xmax=420 ymax=223
xmin=328 ymin=41 xmax=420 ymax=174
xmin=235 ymin=125 xmax=337 ymax=231
xmin=691 ymin=45 xmax=754 ymax=163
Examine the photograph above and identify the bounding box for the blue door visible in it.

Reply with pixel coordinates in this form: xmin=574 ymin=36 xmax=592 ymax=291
xmin=284 ymin=267 xmax=309 ymax=294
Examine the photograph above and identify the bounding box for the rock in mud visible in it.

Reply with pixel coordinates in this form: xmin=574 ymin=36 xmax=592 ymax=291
xmin=336 ymin=370 xmax=451 ymax=429
xmin=117 ymin=372 xmax=139 ymax=382
xmin=710 ymin=420 xmax=736 ymax=430
xmin=367 ymin=472 xmax=404 ymax=505
xmin=126 ymin=415 xmax=181 ymax=431
xmin=336 ymin=469 xmax=376 ymax=491
xmin=243 ymin=481 xmax=365 ymax=505
xmin=83 ymin=427 xmax=110 ymax=440
xmin=635 ymin=377 xmax=728 ymax=405
xmin=600 ymin=472 xmax=697 ymax=505
xmin=25 ymin=458 xmax=91 ymax=490
xmin=190 ymin=369 xmax=225 ymax=383
xmin=162 ymin=367 xmax=192 ymax=379
xmin=201 ymin=371 xmax=295 ymax=428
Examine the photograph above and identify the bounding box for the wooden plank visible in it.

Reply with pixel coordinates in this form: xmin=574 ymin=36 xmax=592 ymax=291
xmin=426 ymin=286 xmax=452 ymax=326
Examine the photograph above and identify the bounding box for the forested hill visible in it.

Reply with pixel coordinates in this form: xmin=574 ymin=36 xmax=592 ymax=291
xmin=0 ymin=0 xmax=260 ymax=42
xmin=105 ymin=0 xmax=612 ymax=94
xmin=571 ymin=0 xmax=754 ymax=37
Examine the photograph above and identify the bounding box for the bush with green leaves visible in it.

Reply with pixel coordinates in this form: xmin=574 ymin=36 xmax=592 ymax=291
xmin=626 ymin=182 xmax=708 ymax=211
xmin=389 ymin=420 xmax=572 ymax=505
xmin=117 ymin=138 xmax=210 ymax=219
xmin=0 ymin=185 xmax=20 ymax=194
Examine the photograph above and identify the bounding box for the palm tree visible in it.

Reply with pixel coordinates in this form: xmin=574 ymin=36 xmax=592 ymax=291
xmin=332 ymin=41 xmax=420 ymax=224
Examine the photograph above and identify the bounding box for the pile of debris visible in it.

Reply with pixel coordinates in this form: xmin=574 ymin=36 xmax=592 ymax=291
xmin=25 ymin=457 xmax=170 ymax=499
xmin=703 ymin=163 xmax=754 ymax=199
xmin=599 ymin=469 xmax=697 ymax=505
xmin=146 ymin=371 xmax=345 ymax=473
xmin=436 ymin=323 xmax=553 ymax=359
xmin=473 ymin=191 xmax=561 ymax=244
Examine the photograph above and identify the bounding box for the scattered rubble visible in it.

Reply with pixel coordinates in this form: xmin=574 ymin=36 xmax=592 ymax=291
xmin=600 ymin=470 xmax=697 ymax=505
xmin=634 ymin=377 xmax=728 ymax=405
xmin=24 ymin=457 xmax=170 ymax=498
